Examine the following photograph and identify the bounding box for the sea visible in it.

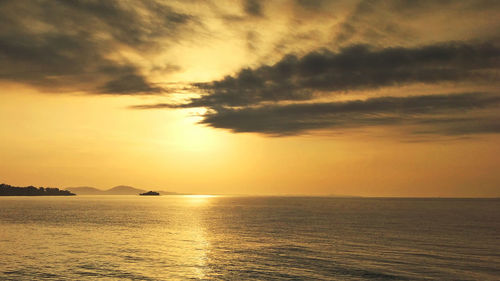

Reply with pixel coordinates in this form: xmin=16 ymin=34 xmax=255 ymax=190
xmin=0 ymin=196 xmax=498 ymax=280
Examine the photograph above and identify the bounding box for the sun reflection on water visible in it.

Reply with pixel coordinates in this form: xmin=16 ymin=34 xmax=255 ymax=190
xmin=182 ymin=194 xmax=218 ymax=205
xmin=183 ymin=195 xmax=217 ymax=198
xmin=171 ymin=194 xmax=217 ymax=278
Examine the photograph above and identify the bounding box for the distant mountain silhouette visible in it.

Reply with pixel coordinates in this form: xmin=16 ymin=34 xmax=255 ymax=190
xmin=66 ymin=185 xmax=183 ymax=195
xmin=66 ymin=185 xmax=144 ymax=195
xmin=1 ymin=183 xmax=75 ymax=196
xmin=106 ymin=185 xmax=146 ymax=195
xmin=66 ymin=186 xmax=104 ymax=195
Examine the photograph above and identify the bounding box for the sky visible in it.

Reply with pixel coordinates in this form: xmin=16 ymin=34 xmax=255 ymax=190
xmin=1 ymin=0 xmax=499 ymax=196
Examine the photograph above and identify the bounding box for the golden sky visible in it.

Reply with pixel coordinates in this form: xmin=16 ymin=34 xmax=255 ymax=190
xmin=1 ymin=0 xmax=500 ymax=196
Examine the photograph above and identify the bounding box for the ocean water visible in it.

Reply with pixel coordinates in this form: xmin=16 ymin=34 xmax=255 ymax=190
xmin=0 ymin=196 xmax=498 ymax=280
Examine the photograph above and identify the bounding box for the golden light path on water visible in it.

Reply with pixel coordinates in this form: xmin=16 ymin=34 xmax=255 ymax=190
xmin=173 ymin=195 xmax=218 ymax=279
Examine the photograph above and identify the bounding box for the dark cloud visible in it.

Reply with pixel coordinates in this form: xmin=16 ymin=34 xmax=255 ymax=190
xmin=187 ymin=42 xmax=499 ymax=107
xmin=333 ymin=0 xmax=500 ymax=46
xmin=100 ymin=74 xmax=163 ymax=95
xmin=0 ymin=0 xmax=192 ymax=94
xmin=295 ymin=0 xmax=326 ymax=10
xmin=130 ymin=103 xmax=180 ymax=110
xmin=196 ymin=93 xmax=500 ymax=136
xmin=243 ymin=0 xmax=263 ymax=17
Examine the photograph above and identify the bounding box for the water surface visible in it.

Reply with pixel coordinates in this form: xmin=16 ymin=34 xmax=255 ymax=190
xmin=0 ymin=196 xmax=499 ymax=280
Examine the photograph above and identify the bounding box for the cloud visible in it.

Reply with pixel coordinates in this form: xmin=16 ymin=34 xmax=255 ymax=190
xmin=3 ymin=0 xmax=499 ymax=139
xmin=130 ymin=103 xmax=181 ymax=110
xmin=186 ymin=42 xmax=499 ymax=107
xmin=332 ymin=0 xmax=500 ymax=47
xmin=0 ymin=0 xmax=192 ymax=94
xmin=243 ymin=0 xmax=263 ymax=17
xmin=294 ymin=0 xmax=326 ymax=10
xmin=197 ymin=93 xmax=500 ymax=136
xmin=100 ymin=74 xmax=163 ymax=95
xmin=130 ymin=39 xmax=500 ymax=137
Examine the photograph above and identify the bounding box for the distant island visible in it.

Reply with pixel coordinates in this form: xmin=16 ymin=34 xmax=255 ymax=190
xmin=66 ymin=185 xmax=183 ymax=195
xmin=0 ymin=183 xmax=75 ymax=196
xmin=140 ymin=191 xmax=160 ymax=196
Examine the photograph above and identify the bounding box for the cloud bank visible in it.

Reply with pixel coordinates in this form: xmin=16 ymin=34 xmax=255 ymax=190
xmin=187 ymin=42 xmax=499 ymax=107
xmin=134 ymin=41 xmax=500 ymax=137
xmin=199 ymin=93 xmax=500 ymax=135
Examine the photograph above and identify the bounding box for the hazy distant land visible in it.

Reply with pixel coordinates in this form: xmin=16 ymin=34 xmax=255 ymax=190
xmin=66 ymin=185 xmax=183 ymax=196
xmin=0 ymin=183 xmax=75 ymax=196
xmin=0 ymin=183 xmax=183 ymax=196
xmin=1 ymin=183 xmax=359 ymax=197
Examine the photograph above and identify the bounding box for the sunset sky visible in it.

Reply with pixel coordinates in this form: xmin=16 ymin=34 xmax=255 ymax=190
xmin=1 ymin=0 xmax=499 ymax=196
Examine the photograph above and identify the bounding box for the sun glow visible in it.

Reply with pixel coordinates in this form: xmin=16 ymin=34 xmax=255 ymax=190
xmin=184 ymin=195 xmax=217 ymax=198
xmin=183 ymin=194 xmax=218 ymax=205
